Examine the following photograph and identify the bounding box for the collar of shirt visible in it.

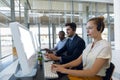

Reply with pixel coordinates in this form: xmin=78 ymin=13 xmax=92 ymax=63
xmin=61 ymin=38 xmax=67 ymax=42
xmin=69 ymin=34 xmax=76 ymax=41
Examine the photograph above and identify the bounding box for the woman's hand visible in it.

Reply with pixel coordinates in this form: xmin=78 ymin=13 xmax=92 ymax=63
xmin=51 ymin=64 xmax=67 ymax=73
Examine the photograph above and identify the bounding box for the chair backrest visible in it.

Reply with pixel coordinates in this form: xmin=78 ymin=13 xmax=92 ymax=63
xmin=103 ymin=62 xmax=115 ymax=80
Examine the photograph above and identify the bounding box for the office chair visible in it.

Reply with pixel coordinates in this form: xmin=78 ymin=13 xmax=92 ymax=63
xmin=103 ymin=62 xmax=115 ymax=80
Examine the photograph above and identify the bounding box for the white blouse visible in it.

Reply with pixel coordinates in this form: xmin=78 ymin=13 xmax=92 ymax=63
xmin=82 ymin=40 xmax=112 ymax=76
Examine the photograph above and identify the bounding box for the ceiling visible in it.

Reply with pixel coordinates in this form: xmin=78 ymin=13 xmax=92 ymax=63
xmin=0 ymin=0 xmax=114 ymax=25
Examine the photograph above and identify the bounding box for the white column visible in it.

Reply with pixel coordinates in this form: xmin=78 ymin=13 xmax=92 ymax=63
xmin=82 ymin=6 xmax=88 ymax=45
xmin=64 ymin=2 xmax=67 ymax=24
xmin=0 ymin=29 xmax=1 ymax=58
xmin=114 ymin=0 xmax=120 ymax=50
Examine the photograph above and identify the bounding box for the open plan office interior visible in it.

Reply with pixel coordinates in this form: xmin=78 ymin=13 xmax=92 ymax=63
xmin=0 ymin=0 xmax=120 ymax=80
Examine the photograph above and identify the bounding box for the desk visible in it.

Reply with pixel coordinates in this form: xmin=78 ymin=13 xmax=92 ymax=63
xmin=9 ymin=64 xmax=69 ymax=80
xmin=9 ymin=65 xmax=44 ymax=80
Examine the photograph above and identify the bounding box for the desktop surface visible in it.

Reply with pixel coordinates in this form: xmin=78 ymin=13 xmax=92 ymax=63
xmin=9 ymin=62 xmax=69 ymax=80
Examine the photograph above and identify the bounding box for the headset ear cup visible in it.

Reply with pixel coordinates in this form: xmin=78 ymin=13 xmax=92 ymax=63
xmin=97 ymin=23 xmax=101 ymax=31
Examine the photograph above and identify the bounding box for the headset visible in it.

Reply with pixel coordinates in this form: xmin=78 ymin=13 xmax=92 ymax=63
xmin=97 ymin=22 xmax=102 ymax=32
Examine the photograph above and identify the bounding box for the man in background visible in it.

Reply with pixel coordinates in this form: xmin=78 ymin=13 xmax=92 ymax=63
xmin=46 ymin=22 xmax=85 ymax=69
xmin=45 ymin=31 xmax=67 ymax=52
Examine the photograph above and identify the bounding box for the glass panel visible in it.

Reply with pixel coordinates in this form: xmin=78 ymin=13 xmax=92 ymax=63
xmin=0 ymin=27 xmax=12 ymax=58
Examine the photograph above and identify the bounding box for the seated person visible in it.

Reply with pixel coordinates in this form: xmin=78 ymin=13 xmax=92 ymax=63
xmin=52 ymin=16 xmax=112 ymax=80
xmin=44 ymin=31 xmax=67 ymax=52
xmin=46 ymin=22 xmax=85 ymax=69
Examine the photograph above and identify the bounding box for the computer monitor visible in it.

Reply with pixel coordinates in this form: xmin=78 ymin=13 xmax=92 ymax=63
xmin=30 ymin=32 xmax=40 ymax=51
xmin=10 ymin=22 xmax=37 ymax=77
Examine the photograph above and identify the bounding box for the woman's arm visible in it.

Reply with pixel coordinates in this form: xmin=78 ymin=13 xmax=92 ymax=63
xmin=52 ymin=55 xmax=82 ymax=70
xmin=62 ymin=55 xmax=82 ymax=68
xmin=55 ymin=58 xmax=108 ymax=77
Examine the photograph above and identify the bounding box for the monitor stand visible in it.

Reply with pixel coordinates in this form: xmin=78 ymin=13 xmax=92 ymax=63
xmin=14 ymin=63 xmax=37 ymax=78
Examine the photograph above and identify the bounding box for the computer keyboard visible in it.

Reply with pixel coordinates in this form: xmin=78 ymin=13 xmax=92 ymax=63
xmin=43 ymin=61 xmax=58 ymax=79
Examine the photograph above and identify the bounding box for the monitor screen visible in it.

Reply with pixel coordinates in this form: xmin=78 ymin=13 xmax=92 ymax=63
xmin=31 ymin=33 xmax=40 ymax=51
xmin=18 ymin=26 xmax=35 ymax=59
xmin=10 ymin=22 xmax=37 ymax=76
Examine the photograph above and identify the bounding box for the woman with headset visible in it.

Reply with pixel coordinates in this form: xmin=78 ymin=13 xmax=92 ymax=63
xmin=52 ymin=16 xmax=112 ymax=80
